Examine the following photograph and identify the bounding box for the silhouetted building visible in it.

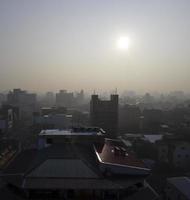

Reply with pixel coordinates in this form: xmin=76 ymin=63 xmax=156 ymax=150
xmin=142 ymin=109 xmax=163 ymax=132
xmin=44 ymin=91 xmax=55 ymax=106
xmin=76 ymin=90 xmax=84 ymax=105
xmin=0 ymin=105 xmax=19 ymax=132
xmin=41 ymin=107 xmax=67 ymax=116
xmin=67 ymin=109 xmax=89 ymax=127
xmin=7 ymin=89 xmax=36 ymax=106
xmin=119 ymin=104 xmax=141 ymax=134
xmin=0 ymin=93 xmax=6 ymax=106
xmin=34 ymin=114 xmax=72 ymax=129
xmin=6 ymin=89 xmax=36 ymax=123
xmin=90 ymin=94 xmax=118 ymax=137
xmin=56 ymin=90 xmax=75 ymax=108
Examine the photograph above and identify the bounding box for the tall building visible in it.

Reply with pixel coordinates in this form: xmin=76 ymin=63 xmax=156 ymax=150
xmin=90 ymin=94 xmax=118 ymax=137
xmin=56 ymin=90 xmax=75 ymax=108
xmin=75 ymin=90 xmax=84 ymax=105
xmin=119 ymin=104 xmax=141 ymax=134
xmin=6 ymin=89 xmax=36 ymax=123
xmin=7 ymin=89 xmax=36 ymax=107
xmin=44 ymin=91 xmax=55 ymax=106
xmin=0 ymin=104 xmax=19 ymax=132
xmin=0 ymin=93 xmax=6 ymax=106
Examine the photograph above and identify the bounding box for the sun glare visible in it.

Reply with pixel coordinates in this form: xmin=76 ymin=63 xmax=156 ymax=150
xmin=116 ymin=36 xmax=130 ymax=50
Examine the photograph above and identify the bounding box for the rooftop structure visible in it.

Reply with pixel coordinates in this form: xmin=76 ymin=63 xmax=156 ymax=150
xmin=34 ymin=114 xmax=72 ymax=129
xmin=95 ymin=139 xmax=150 ymax=175
xmin=1 ymin=127 xmax=151 ymax=199
xmin=39 ymin=127 xmax=105 ymax=136
xmin=124 ymin=133 xmax=163 ymax=144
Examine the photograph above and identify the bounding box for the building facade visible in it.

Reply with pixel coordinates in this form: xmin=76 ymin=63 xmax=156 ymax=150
xmin=6 ymin=89 xmax=37 ymax=124
xmin=56 ymin=90 xmax=75 ymax=108
xmin=157 ymin=136 xmax=190 ymax=170
xmin=90 ymin=94 xmax=118 ymax=137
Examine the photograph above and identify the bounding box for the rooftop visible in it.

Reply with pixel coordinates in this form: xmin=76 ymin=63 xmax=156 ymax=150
xmin=39 ymin=127 xmax=105 ymax=136
xmin=2 ymin=143 xmax=146 ymax=190
xmin=95 ymin=139 xmax=149 ymax=170
xmin=124 ymin=134 xmax=163 ymax=143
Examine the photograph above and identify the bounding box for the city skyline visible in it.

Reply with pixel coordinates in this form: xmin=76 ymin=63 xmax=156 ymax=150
xmin=1 ymin=0 xmax=190 ymax=92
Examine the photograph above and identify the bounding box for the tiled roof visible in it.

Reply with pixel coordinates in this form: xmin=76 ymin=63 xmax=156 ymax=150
xmin=27 ymin=159 xmax=98 ymax=178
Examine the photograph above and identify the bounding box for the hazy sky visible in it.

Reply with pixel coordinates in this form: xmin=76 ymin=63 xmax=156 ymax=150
xmin=1 ymin=0 xmax=190 ymax=93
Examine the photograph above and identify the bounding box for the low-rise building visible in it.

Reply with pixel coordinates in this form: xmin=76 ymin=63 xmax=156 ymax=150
xmin=34 ymin=114 xmax=72 ymax=129
xmin=157 ymin=135 xmax=190 ymax=170
xmin=2 ymin=127 xmax=151 ymax=199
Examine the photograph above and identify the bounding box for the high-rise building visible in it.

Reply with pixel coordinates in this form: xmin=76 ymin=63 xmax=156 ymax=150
xmin=119 ymin=104 xmax=141 ymax=133
xmin=0 ymin=93 xmax=6 ymax=106
xmin=7 ymin=89 xmax=36 ymax=107
xmin=90 ymin=94 xmax=118 ymax=137
xmin=56 ymin=90 xmax=74 ymax=108
xmin=76 ymin=90 xmax=84 ymax=105
xmin=44 ymin=91 xmax=55 ymax=106
xmin=6 ymin=89 xmax=36 ymax=123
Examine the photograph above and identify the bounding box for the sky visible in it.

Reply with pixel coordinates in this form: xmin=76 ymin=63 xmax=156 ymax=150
xmin=0 ymin=0 xmax=190 ymax=93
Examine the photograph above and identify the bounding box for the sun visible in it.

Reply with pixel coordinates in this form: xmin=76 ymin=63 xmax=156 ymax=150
xmin=116 ymin=36 xmax=130 ymax=50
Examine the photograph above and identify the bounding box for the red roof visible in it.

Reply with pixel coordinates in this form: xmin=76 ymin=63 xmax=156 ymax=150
xmin=95 ymin=139 xmax=146 ymax=168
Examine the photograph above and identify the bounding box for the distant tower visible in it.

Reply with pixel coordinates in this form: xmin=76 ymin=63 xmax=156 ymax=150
xmin=56 ymin=90 xmax=74 ymax=108
xmin=90 ymin=94 xmax=119 ymax=138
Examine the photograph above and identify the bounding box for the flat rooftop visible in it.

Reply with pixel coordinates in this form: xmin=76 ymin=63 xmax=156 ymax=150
xmin=39 ymin=127 xmax=105 ymax=136
xmin=95 ymin=139 xmax=148 ymax=169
